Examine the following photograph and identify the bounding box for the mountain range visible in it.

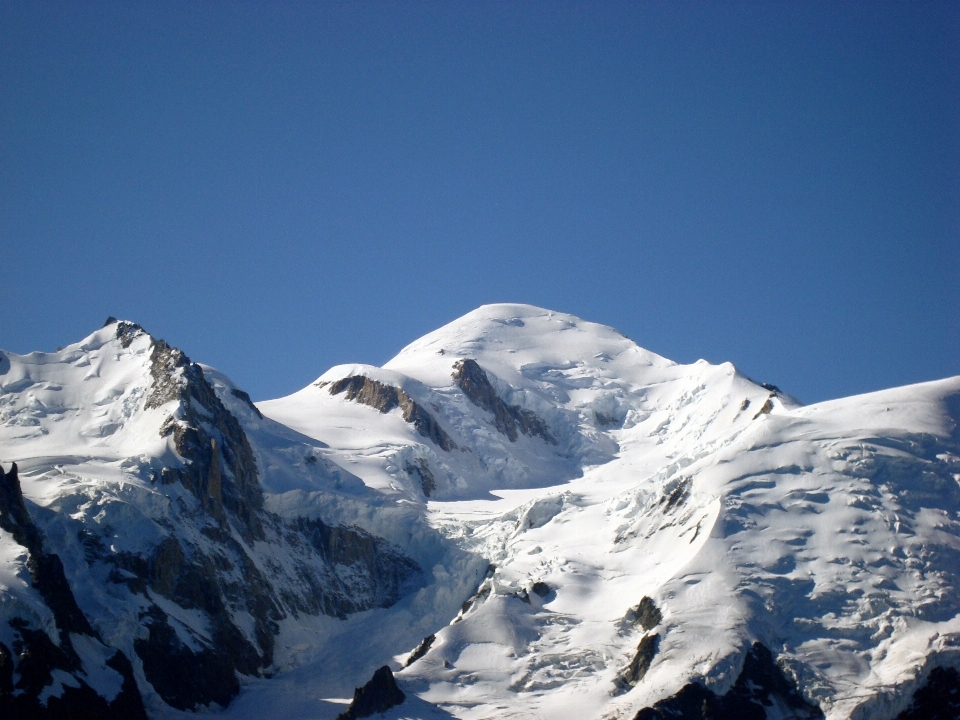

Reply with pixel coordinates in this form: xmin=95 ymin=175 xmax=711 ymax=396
xmin=0 ymin=304 xmax=957 ymax=719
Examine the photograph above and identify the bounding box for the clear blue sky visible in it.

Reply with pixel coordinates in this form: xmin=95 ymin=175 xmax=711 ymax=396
xmin=2 ymin=1 xmax=958 ymax=404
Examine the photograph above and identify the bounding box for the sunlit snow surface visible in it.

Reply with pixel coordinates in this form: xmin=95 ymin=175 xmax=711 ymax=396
xmin=2 ymin=305 xmax=959 ymax=719
xmin=256 ymin=305 xmax=960 ymax=720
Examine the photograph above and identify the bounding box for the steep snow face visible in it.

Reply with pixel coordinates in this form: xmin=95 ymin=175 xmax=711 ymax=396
xmin=258 ymin=304 xmax=960 ymax=720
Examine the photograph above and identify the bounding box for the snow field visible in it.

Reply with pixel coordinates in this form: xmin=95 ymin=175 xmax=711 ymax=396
xmin=1 ymin=304 xmax=958 ymax=719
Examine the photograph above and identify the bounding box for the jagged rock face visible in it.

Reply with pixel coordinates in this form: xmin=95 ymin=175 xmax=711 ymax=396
xmin=105 ymin=525 xmax=282 ymax=706
xmin=133 ymin=337 xmax=420 ymax=707
xmin=627 ymin=597 xmax=662 ymax=632
xmin=1 ymin=463 xmax=93 ymax=639
xmin=616 ymin=634 xmax=659 ymax=691
xmin=336 ymin=665 xmax=406 ymax=720
xmin=78 ymin=326 xmax=285 ymax=707
xmin=753 ymin=394 xmax=775 ymax=418
xmin=145 ymin=333 xmax=264 ymax=542
xmin=452 ymin=359 xmax=555 ymax=444
xmin=0 ymin=462 xmax=45 ymax=553
xmin=633 ymin=643 xmax=824 ymax=720
xmin=0 ymin=463 xmax=147 ymax=720
xmin=293 ymin=517 xmax=423 ymax=617
xmin=404 ymin=634 xmax=436 ymax=667
xmin=327 ymin=375 xmax=457 ymax=451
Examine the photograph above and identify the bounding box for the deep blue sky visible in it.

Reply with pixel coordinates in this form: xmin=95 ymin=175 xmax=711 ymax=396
xmin=2 ymin=1 xmax=958 ymax=404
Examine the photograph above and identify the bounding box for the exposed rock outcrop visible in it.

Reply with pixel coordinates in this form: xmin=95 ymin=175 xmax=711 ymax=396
xmin=133 ymin=605 xmax=240 ymax=711
xmin=328 ymin=376 xmax=457 ymax=451
xmin=895 ymin=665 xmax=960 ymax=720
xmin=404 ymin=634 xmax=436 ymax=667
xmin=452 ymin=359 xmax=556 ymax=444
xmin=114 ymin=319 xmax=145 ymax=348
xmin=0 ymin=622 xmax=145 ymax=720
xmin=100 ymin=521 xmax=281 ymax=709
xmin=405 ymin=457 xmax=436 ymax=497
xmin=293 ymin=517 xmax=423 ymax=616
xmin=632 ymin=643 xmax=823 ymax=720
xmin=336 ymin=665 xmax=405 ymax=720
xmin=0 ymin=463 xmax=43 ymax=551
xmin=0 ymin=463 xmax=147 ymax=720
xmin=68 ymin=331 xmax=285 ymax=709
xmin=146 ymin=335 xmax=265 ymax=542
xmin=1 ymin=463 xmax=95 ymax=639
xmin=753 ymin=395 xmax=775 ymax=419
xmin=531 ymin=581 xmax=551 ymax=598
xmin=100 ymin=506 xmax=423 ymax=710
xmin=616 ymin=634 xmax=659 ymax=691
xmin=626 ymin=597 xmax=662 ymax=632
xmin=660 ymin=478 xmax=690 ymax=512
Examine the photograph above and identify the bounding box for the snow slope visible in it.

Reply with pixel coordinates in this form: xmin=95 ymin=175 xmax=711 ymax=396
xmin=259 ymin=304 xmax=960 ymax=720
xmin=1 ymin=304 xmax=958 ymax=719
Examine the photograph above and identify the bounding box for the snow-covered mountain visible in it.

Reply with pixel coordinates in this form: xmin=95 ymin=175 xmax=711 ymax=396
xmin=1 ymin=305 xmax=958 ymax=719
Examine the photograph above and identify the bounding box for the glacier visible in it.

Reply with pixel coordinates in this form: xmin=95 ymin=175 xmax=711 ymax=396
xmin=0 ymin=304 xmax=957 ymax=719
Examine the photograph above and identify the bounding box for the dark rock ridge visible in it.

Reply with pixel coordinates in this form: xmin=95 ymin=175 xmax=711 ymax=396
xmin=661 ymin=478 xmax=691 ymax=512
xmin=327 ymin=375 xmax=457 ymax=451
xmin=336 ymin=665 xmax=406 ymax=720
xmin=615 ymin=634 xmax=659 ymax=691
xmin=103 ymin=508 xmax=421 ymax=710
xmin=404 ymin=634 xmax=436 ymax=667
xmin=143 ymin=329 xmax=265 ymax=543
xmin=0 ymin=463 xmax=147 ymax=720
xmin=894 ymin=665 xmax=960 ymax=720
xmin=111 ymin=531 xmax=280 ymax=710
xmin=451 ymin=359 xmax=556 ymax=444
xmin=101 ymin=325 xmax=281 ymax=709
xmin=114 ymin=319 xmax=144 ymax=348
xmin=632 ymin=642 xmax=824 ymax=720
xmin=405 ymin=457 xmax=436 ymax=497
xmin=230 ymin=388 xmax=264 ymax=418
xmin=0 ymin=464 xmax=91 ymax=638
xmin=753 ymin=395 xmax=775 ymax=418
xmin=456 ymin=565 xmax=497 ymax=621
xmin=625 ymin=597 xmax=662 ymax=632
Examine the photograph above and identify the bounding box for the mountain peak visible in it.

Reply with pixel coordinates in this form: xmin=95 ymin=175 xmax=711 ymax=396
xmin=383 ymin=304 xmax=673 ymax=391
